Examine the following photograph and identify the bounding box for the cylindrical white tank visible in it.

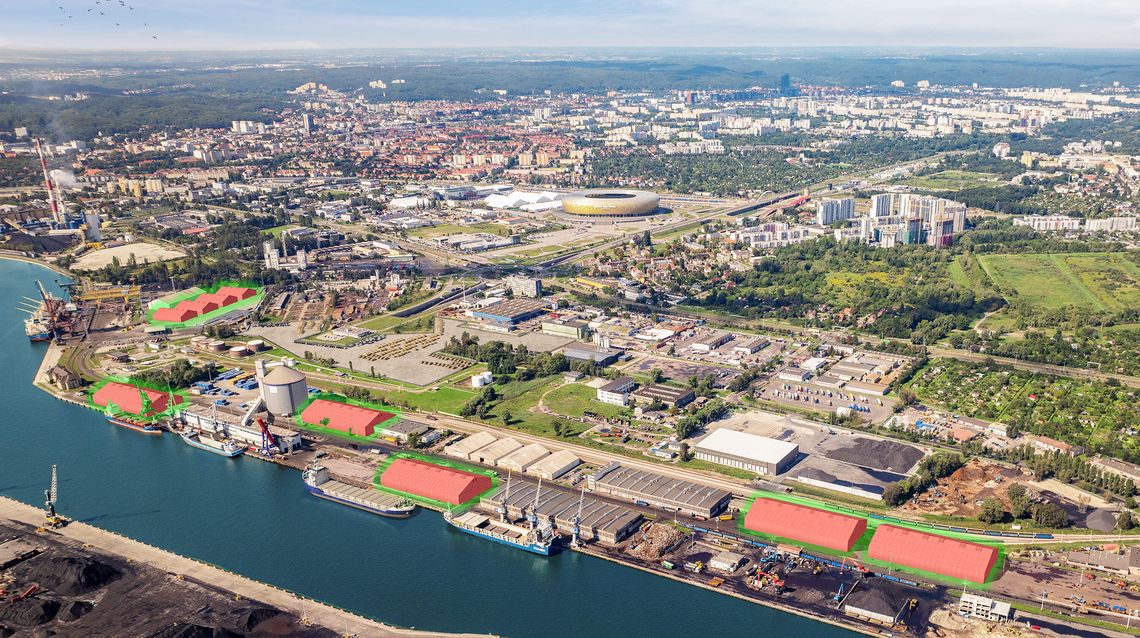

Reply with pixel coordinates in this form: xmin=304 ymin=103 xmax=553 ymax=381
xmin=260 ymin=365 xmax=308 ymax=416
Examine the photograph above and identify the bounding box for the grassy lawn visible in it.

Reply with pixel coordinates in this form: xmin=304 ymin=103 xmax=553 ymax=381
xmin=900 ymin=170 xmax=1001 ymax=191
xmin=544 ymin=382 xmax=628 ymax=419
xmin=978 ymin=252 xmax=1140 ymax=312
xmin=262 ymin=224 xmax=299 ymax=238
xmin=385 ymin=386 xmax=475 ymax=413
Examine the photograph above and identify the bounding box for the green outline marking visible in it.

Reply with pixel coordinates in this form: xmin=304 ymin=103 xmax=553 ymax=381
xmin=87 ymin=375 xmax=190 ymax=423
xmin=146 ymin=280 xmax=265 ymax=329
xmin=292 ymin=392 xmax=403 ymax=442
xmin=373 ymin=451 xmax=499 ymax=510
xmin=736 ymin=493 xmax=1004 ymax=587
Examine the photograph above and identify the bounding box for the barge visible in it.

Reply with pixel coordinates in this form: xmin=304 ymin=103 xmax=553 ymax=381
xmin=302 ymin=465 xmax=414 ymax=518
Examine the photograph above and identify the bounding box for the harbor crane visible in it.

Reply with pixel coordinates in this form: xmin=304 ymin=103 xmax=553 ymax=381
xmin=570 ymin=487 xmax=585 ymax=548
xmin=43 ymin=464 xmax=67 ymax=528
xmin=497 ymin=471 xmax=512 ymax=523
xmin=255 ymin=418 xmax=279 ymax=455
xmin=527 ymin=478 xmax=541 ymax=530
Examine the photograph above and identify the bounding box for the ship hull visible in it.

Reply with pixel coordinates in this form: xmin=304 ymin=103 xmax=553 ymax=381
xmin=27 ymin=333 xmax=52 ymax=342
xmin=446 ymin=519 xmax=555 ymax=555
xmin=180 ymin=432 xmax=243 ymax=457
xmin=105 ymin=415 xmax=163 ymax=435
xmin=304 ymin=485 xmax=415 ymax=519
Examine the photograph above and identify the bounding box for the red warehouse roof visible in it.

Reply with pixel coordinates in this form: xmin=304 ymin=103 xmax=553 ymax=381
xmin=380 ymin=458 xmax=492 ymax=505
xmin=153 ymin=307 xmax=198 ymax=322
xmin=868 ymin=525 xmax=998 ymax=583
xmin=743 ymin=498 xmax=867 ymax=552
xmin=93 ymin=382 xmax=183 ymax=417
xmin=300 ymin=399 xmax=394 ymax=437
xmin=216 ymin=286 xmax=256 ymax=300
xmin=180 ymin=298 xmax=219 ymax=315
xmin=211 ymin=291 xmax=240 ymax=306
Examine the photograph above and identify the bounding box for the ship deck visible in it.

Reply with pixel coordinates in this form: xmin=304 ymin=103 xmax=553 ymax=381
xmin=321 ymin=478 xmax=407 ymax=510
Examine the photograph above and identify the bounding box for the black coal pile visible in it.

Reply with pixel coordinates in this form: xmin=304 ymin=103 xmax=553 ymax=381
xmin=25 ymin=556 xmax=121 ymax=595
xmin=148 ymin=624 xmax=243 ymax=638
xmin=0 ymin=598 xmax=61 ymax=626
xmin=58 ymin=600 xmax=94 ymax=622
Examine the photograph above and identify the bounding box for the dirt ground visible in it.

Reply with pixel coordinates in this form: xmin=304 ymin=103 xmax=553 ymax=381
xmin=72 ymin=243 xmax=187 ymax=271
xmin=991 ymin=556 xmax=1140 ymax=631
xmin=900 ymin=459 xmax=1027 ymax=519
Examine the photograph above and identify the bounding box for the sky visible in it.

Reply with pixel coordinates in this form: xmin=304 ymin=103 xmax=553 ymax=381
xmin=4 ymin=0 xmax=1140 ymax=51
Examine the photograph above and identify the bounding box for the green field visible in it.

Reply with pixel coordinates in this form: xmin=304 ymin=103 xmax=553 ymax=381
xmin=900 ymin=170 xmax=1001 ymax=192
xmin=543 ymin=382 xmax=629 ymax=419
xmin=978 ymin=252 xmax=1140 ymax=312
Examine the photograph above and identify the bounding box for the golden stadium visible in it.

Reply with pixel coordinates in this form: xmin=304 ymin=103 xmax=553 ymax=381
xmin=561 ymin=189 xmax=661 ymax=217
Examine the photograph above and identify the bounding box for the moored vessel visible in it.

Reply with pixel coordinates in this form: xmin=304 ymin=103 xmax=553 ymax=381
xmin=179 ymin=429 xmax=244 ymax=457
xmin=302 ymin=465 xmax=415 ymax=518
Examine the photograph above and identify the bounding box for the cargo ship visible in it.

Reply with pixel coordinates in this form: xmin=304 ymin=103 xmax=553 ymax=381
xmin=179 ymin=429 xmax=243 ymax=458
xmin=443 ymin=509 xmax=555 ymax=556
xmin=104 ymin=412 xmax=163 ymax=435
xmin=302 ymin=465 xmax=415 ymax=518
xmin=21 ymin=282 xmax=65 ymax=342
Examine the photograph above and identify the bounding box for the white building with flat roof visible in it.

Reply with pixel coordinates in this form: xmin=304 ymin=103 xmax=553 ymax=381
xmin=694 ymin=429 xmax=799 ymax=475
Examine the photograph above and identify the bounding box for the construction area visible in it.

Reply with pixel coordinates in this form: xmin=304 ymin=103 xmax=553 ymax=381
xmin=898 ymin=459 xmax=1120 ymax=530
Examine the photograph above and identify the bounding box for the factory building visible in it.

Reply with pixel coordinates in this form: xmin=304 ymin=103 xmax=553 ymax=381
xmin=444 ymin=431 xmax=499 ymax=460
xmin=868 ymin=525 xmax=998 ymax=583
xmin=742 ymin=498 xmax=867 ymax=551
xmin=498 ymin=443 xmax=551 ymax=473
xmin=597 ymin=376 xmax=636 ymax=406
xmin=380 ymin=458 xmax=492 ymax=505
xmin=469 ymin=298 xmax=549 ymax=326
xmin=299 ymin=399 xmax=394 ymax=437
xmin=257 ymin=361 xmax=308 ymax=417
xmin=959 ymin=593 xmax=1011 ymax=622
xmin=528 ymin=450 xmax=581 ymax=479
xmin=180 ymin=407 xmax=302 ymax=453
xmin=690 ymin=332 xmax=732 ymax=353
xmin=693 ymin=430 xmax=799 ymax=476
xmin=482 ymin=481 xmax=643 ymax=545
xmin=629 ymin=383 xmax=695 ymax=408
xmin=92 ymin=382 xmax=183 ymax=417
xmin=589 ymin=463 xmax=731 ymax=519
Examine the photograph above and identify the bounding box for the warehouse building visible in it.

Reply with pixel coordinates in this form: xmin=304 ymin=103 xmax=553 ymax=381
xmin=709 ymin=551 xmax=746 ymax=573
xmin=690 ymin=332 xmax=733 ymax=353
xmin=470 ymin=436 xmax=523 ymax=465
xmin=589 ymin=463 xmax=731 ymax=519
xmin=868 ymin=525 xmax=999 ymax=583
xmin=528 ymin=449 xmax=581 ymax=479
xmin=482 ymin=481 xmax=643 ymax=545
xmin=842 ymin=578 xmax=907 ymax=625
xmin=541 ymin=319 xmax=589 ymax=340
xmin=93 ymin=382 xmax=183 ymax=417
xmin=742 ymin=497 xmax=867 ymax=551
xmin=597 ymin=376 xmax=636 ymax=406
xmin=469 ymin=298 xmax=549 ymax=326
xmin=563 ymin=342 xmax=623 ymax=366
xmin=380 ymin=458 xmax=492 ymax=505
xmin=379 ymin=420 xmax=439 ymax=445
xmin=299 ymin=399 xmax=395 ymax=437
xmin=498 ymin=443 xmax=550 ymax=473
xmin=629 ymin=383 xmax=695 ymax=408
xmin=733 ymin=337 xmax=770 ymax=356
xmin=694 ymin=429 xmax=799 ymax=476
xmin=444 ymin=431 xmax=499 ymax=460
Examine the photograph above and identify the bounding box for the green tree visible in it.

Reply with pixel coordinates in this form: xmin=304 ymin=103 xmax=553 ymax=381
xmin=502 ymin=409 xmax=513 ymax=426
xmin=1032 ymin=502 xmax=1069 ymax=528
xmin=1117 ymin=511 xmax=1135 ymax=531
xmin=979 ymin=497 xmax=1007 ymax=524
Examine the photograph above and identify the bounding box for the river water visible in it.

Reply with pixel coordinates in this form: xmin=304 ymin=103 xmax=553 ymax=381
xmin=0 ymin=259 xmax=853 ymax=638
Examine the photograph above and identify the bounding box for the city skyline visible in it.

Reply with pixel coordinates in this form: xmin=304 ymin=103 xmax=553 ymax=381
xmin=5 ymin=0 xmax=1140 ymax=51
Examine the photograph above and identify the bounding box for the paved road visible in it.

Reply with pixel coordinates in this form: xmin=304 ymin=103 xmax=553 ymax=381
xmin=0 ymin=496 xmax=487 ymax=638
